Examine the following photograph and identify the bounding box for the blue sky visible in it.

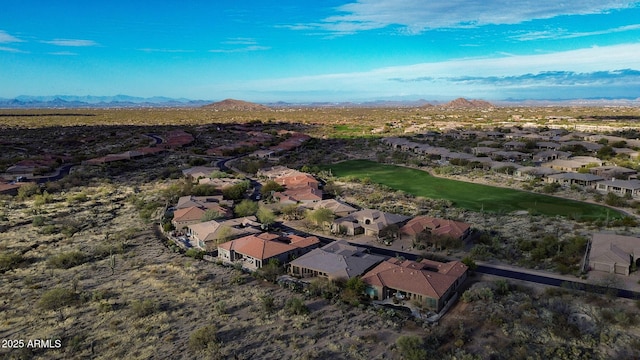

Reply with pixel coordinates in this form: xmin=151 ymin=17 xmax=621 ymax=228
xmin=1 ymin=0 xmax=640 ymax=102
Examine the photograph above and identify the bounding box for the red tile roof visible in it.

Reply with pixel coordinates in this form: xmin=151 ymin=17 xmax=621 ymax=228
xmin=362 ymin=258 xmax=467 ymax=299
xmin=401 ymin=216 xmax=470 ymax=240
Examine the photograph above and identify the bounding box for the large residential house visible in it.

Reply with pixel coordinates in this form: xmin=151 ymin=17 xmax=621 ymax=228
xmin=288 ymin=240 xmax=386 ymax=280
xmin=589 ymin=233 xmax=640 ymax=276
xmin=545 ymin=173 xmax=604 ymax=189
xmin=217 ymin=233 xmax=320 ymax=271
xmin=400 ymin=216 xmax=471 ymax=241
xmin=596 ymin=179 xmax=640 ymax=199
xmin=331 ymin=209 xmax=411 ymax=237
xmin=176 ymin=195 xmax=233 ymax=218
xmin=272 ymin=171 xmax=323 ymax=204
xmin=186 ymin=216 xmax=262 ymax=251
xmin=542 ymin=156 xmax=603 ymax=172
xmin=361 ymin=258 xmax=468 ymax=312
xmin=172 ymin=207 xmax=207 ymax=229
xmin=589 ymin=166 xmax=637 ymax=180
xmin=513 ymin=166 xmax=560 ymax=181
xmin=311 ymin=199 xmax=358 ymax=217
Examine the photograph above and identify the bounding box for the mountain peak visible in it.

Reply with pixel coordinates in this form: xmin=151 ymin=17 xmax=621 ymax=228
xmin=202 ymin=99 xmax=270 ymax=111
xmin=443 ymin=98 xmax=494 ymax=108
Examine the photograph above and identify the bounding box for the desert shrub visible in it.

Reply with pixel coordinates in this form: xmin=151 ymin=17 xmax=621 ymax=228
xmin=395 ymin=335 xmax=427 ymax=360
xmin=66 ymin=192 xmax=88 ymax=203
xmin=185 ymin=248 xmax=204 ymax=260
xmin=38 ymin=287 xmax=78 ymax=310
xmin=461 ymin=286 xmax=494 ymax=303
xmin=254 ymin=258 xmax=282 ymax=283
xmin=130 ymin=299 xmax=159 ymax=318
xmin=39 ymin=224 xmax=58 ymax=235
xmin=0 ymin=251 xmax=23 ymax=272
xmin=48 ymin=251 xmax=87 ymax=269
xmin=285 ymin=297 xmax=309 ymax=316
xmin=188 ymin=326 xmax=218 ymax=352
xmin=33 ymin=191 xmax=54 ymax=206
xmin=261 ymin=295 xmax=276 ymax=314
xmin=17 ymin=182 xmax=40 ymax=200
xmin=32 ymin=215 xmax=46 ymax=227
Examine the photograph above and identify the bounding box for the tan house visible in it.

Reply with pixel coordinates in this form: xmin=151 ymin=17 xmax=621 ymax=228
xmin=362 ymin=258 xmax=468 ymax=312
xmin=589 ymin=166 xmax=637 ymax=180
xmin=217 ymin=233 xmax=320 ymax=271
xmin=176 ymin=195 xmax=233 ymax=218
xmin=589 ymin=233 xmax=640 ymax=275
xmin=312 ymin=199 xmax=358 ymax=217
xmin=542 ymin=156 xmax=603 ymax=172
xmin=596 ymin=179 xmax=640 ymax=198
xmin=331 ymin=209 xmax=410 ymax=236
xmin=545 ymin=173 xmax=604 ymax=188
xmin=186 ymin=216 xmax=262 ymax=251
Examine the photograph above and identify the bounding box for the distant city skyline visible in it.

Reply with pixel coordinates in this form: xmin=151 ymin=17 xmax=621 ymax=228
xmin=1 ymin=1 xmax=640 ymax=102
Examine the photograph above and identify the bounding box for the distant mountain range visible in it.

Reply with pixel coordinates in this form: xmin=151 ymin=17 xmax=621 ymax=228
xmin=0 ymin=95 xmax=211 ymax=109
xmin=1 ymin=95 xmax=638 ymax=109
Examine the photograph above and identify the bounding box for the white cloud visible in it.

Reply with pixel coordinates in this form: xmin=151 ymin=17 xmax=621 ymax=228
xmin=209 ymin=45 xmax=270 ymax=53
xmin=512 ymin=24 xmax=640 ymax=41
xmin=238 ymin=43 xmax=640 ymax=100
xmin=304 ymin=0 xmax=637 ymax=34
xmin=138 ymin=48 xmax=194 ymax=53
xmin=43 ymin=39 xmax=98 ymax=47
xmin=0 ymin=30 xmax=23 ymax=43
xmin=0 ymin=46 xmax=27 ymax=53
xmin=48 ymin=51 xmax=77 ymax=56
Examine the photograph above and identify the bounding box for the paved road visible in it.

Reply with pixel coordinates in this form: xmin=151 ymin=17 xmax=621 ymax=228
xmin=476 ymin=265 xmax=640 ymax=300
xmin=278 ymin=223 xmax=639 ymax=300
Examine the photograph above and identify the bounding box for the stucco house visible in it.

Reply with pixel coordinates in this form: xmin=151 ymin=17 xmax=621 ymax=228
xmin=176 ymin=195 xmax=233 ymax=218
xmin=289 ymin=240 xmax=386 ymax=280
xmin=542 ymin=157 xmax=603 ymax=172
xmin=217 ymin=233 xmax=320 ymax=271
xmin=311 ymin=199 xmax=358 ymax=217
xmin=331 ymin=209 xmax=410 ymax=237
xmin=172 ymin=206 xmax=207 ymax=229
xmin=589 ymin=166 xmax=637 ymax=180
xmin=186 ymin=216 xmax=262 ymax=251
xmin=596 ymin=179 xmax=640 ymax=198
xmin=545 ymin=173 xmax=604 ymax=188
xmin=362 ymin=258 xmax=468 ymax=312
xmin=589 ymin=233 xmax=640 ymax=276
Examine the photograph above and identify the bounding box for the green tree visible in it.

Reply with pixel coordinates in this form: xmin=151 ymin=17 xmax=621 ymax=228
xmin=201 ymin=209 xmax=222 ymax=222
xmin=191 ymin=184 xmax=218 ymax=196
xmin=281 ymin=203 xmax=303 ymax=220
xmin=260 ymin=180 xmax=284 ymax=196
xmin=306 ymin=208 xmax=334 ymax=228
xmin=256 ymin=206 xmax=276 ymax=228
xmin=597 ymin=145 xmax=615 ymax=160
xmin=461 ymin=256 xmax=477 ymax=272
xmin=222 ymin=181 xmax=249 ymax=200
xmin=234 ymin=199 xmax=258 ymax=217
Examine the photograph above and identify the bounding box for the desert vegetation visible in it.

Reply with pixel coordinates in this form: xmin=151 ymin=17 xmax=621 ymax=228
xmin=1 ymin=105 xmax=640 ymax=359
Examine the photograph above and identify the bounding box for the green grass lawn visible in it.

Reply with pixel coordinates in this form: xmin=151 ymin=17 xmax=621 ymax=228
xmin=324 ymin=160 xmax=623 ymax=219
